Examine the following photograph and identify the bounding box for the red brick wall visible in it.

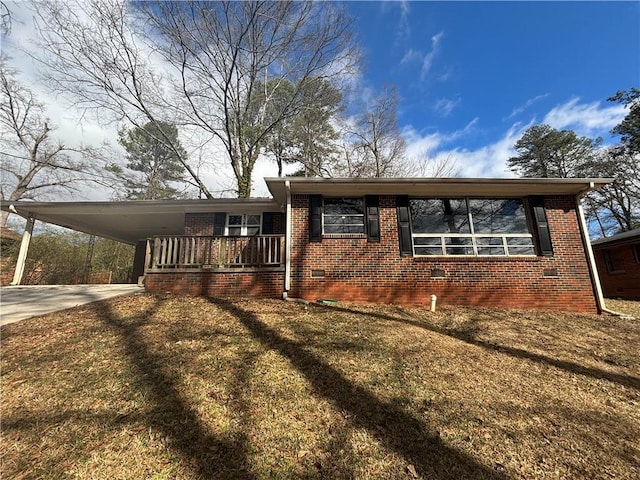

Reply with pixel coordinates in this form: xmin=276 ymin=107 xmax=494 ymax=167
xmin=184 ymin=213 xmax=215 ymax=236
xmin=289 ymin=195 xmax=599 ymax=313
xmin=145 ymin=270 xmax=284 ymax=297
xmin=593 ymin=243 xmax=640 ymax=299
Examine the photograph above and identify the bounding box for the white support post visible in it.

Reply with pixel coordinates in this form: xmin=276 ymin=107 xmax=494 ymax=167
xmin=11 ymin=213 xmax=36 ymax=286
xmin=576 ymin=200 xmax=606 ymax=312
xmin=284 ymin=180 xmax=292 ymax=294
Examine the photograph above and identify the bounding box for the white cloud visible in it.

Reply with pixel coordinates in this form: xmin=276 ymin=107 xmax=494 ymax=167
xmin=395 ymin=0 xmax=411 ymax=46
xmin=399 ymin=1 xmax=410 ymax=24
xmin=400 ymin=48 xmax=421 ymax=65
xmin=402 ymin=96 xmax=628 ymax=180
xmin=506 ymin=93 xmax=549 ymax=120
xmin=400 ymin=31 xmax=444 ymax=81
xmin=378 ymin=0 xmax=411 ymax=46
xmin=403 ymin=128 xmax=447 ymax=159
xmin=543 ymin=97 xmax=626 ymax=136
xmin=434 ymin=97 xmax=461 ymax=117
xmin=403 ymin=117 xmax=478 ymax=158
xmin=421 ymin=31 xmax=444 ymax=80
xmin=440 ymin=125 xmax=523 ymax=178
xmin=402 ymin=120 xmax=528 ymax=179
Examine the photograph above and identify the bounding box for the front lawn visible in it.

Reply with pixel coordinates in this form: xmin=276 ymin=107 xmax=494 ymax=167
xmin=1 ymin=295 xmax=639 ymax=479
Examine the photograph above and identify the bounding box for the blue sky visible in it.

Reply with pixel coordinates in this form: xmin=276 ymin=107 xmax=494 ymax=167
xmin=341 ymin=1 xmax=639 ymax=176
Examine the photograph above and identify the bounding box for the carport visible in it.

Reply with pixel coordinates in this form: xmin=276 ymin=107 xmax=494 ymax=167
xmin=0 ymin=199 xmax=233 ymax=285
xmin=0 ymin=198 xmax=282 ymax=285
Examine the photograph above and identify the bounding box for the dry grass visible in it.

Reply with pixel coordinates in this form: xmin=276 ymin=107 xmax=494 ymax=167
xmin=1 ymin=294 xmax=639 ymax=480
xmin=606 ymin=298 xmax=640 ymax=318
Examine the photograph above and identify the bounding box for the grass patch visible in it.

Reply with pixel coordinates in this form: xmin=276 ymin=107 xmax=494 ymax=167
xmin=2 ymin=295 xmax=639 ymax=479
xmin=606 ymin=298 xmax=640 ymax=318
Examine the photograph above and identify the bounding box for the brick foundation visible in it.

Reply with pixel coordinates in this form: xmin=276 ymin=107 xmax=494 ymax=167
xmin=145 ymin=270 xmax=285 ymax=298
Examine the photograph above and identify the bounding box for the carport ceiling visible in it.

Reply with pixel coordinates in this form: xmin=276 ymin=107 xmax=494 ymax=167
xmin=1 ymin=199 xmax=281 ymax=245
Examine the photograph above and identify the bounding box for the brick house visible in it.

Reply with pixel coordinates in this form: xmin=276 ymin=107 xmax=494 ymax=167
xmin=591 ymin=228 xmax=640 ymax=299
xmin=2 ymin=177 xmax=612 ymax=313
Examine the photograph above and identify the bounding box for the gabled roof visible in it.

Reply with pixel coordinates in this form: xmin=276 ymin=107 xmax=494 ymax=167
xmin=591 ymin=228 xmax=640 ymax=249
xmin=0 ymin=198 xmax=280 ymax=245
xmin=265 ymin=177 xmax=613 ymax=204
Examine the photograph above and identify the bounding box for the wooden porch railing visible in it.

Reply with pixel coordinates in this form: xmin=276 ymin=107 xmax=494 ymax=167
xmin=146 ymin=235 xmax=285 ymax=270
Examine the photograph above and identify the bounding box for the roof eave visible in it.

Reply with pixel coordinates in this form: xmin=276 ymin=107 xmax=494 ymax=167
xmin=264 ymin=177 xmax=614 ymax=204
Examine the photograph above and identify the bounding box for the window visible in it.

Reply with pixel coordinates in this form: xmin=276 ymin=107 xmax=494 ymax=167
xmin=323 ymin=198 xmax=365 ymax=234
xmin=226 ymin=214 xmax=261 ymax=236
xmin=409 ymin=198 xmax=535 ymax=256
xmin=603 ymin=249 xmax=624 ymax=273
xmin=633 ymin=244 xmax=640 ymax=263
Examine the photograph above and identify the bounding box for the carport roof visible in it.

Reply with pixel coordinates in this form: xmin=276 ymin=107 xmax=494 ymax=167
xmin=1 ymin=198 xmax=280 ymax=245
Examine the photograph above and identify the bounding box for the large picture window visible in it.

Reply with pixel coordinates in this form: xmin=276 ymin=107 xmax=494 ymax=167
xmin=409 ymin=198 xmax=535 ymax=256
xmin=323 ymin=198 xmax=365 ymax=234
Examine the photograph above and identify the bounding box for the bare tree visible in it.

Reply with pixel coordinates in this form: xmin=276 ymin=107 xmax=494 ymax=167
xmin=580 ymin=147 xmax=640 ymax=235
xmin=1 ymin=0 xmax=12 ymax=36
xmin=0 ymin=56 xmax=104 ymax=226
xmin=32 ymin=0 xmax=357 ymax=198
xmin=31 ymin=0 xmax=214 ymax=198
xmin=137 ymin=1 xmax=357 ymax=196
xmin=347 ymin=85 xmax=407 ymax=177
xmin=409 ymin=151 xmax=461 ymax=178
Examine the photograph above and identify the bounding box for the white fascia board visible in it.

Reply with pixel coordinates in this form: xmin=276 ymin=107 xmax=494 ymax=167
xmin=264 ymin=177 xmax=614 ymax=204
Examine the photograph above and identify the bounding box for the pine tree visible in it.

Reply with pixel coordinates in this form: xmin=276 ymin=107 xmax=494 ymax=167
xmin=116 ymin=122 xmax=187 ymax=200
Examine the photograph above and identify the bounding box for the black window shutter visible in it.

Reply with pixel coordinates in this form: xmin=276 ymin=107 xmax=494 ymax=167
xmin=309 ymin=195 xmax=322 ymax=242
xmin=396 ymin=195 xmax=413 ymax=256
xmin=262 ymin=212 xmax=275 ymax=234
xmin=366 ymin=195 xmax=380 ymax=243
xmin=530 ymin=196 xmax=553 ymax=256
xmin=213 ymin=212 xmax=226 ymax=236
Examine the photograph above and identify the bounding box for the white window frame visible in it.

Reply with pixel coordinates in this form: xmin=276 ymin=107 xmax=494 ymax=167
xmin=225 ymin=214 xmax=261 ymax=236
xmin=410 ymin=198 xmax=535 ymax=257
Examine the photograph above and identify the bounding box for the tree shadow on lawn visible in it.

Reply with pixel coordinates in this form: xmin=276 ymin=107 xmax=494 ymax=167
xmin=320 ymin=303 xmax=640 ymax=391
xmin=212 ymin=297 xmax=509 ymax=480
xmin=2 ymin=296 xmax=258 ymax=479
xmin=93 ymin=298 xmax=255 ymax=479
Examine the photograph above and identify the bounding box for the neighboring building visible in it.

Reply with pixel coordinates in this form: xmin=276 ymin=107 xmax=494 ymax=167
xmin=592 ymin=228 xmax=640 ymax=299
xmin=1 ymin=177 xmax=612 ymax=313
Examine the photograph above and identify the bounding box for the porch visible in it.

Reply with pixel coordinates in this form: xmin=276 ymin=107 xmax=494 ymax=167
xmin=144 ymin=235 xmax=285 ymax=273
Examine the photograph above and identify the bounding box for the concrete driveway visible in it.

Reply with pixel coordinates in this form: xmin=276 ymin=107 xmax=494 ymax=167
xmin=0 ymin=284 xmax=144 ymax=326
